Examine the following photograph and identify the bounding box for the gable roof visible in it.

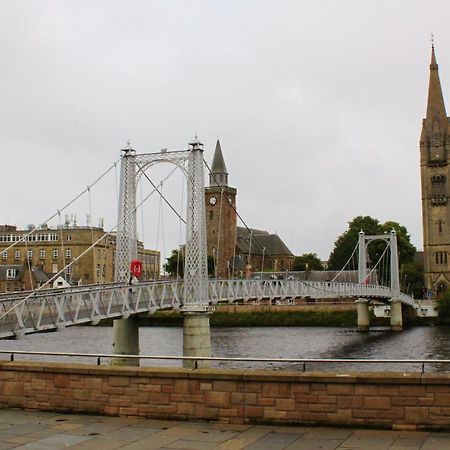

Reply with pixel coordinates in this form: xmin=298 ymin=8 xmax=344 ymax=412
xmin=236 ymin=227 xmax=293 ymax=256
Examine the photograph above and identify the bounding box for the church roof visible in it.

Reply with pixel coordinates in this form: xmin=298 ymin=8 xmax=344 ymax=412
xmin=236 ymin=226 xmax=293 ymax=256
xmin=211 ymin=140 xmax=228 ymax=174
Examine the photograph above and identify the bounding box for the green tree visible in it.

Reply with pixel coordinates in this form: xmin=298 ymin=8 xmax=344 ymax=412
xmin=401 ymin=260 xmax=425 ymax=299
xmin=328 ymin=216 xmax=381 ymax=270
xmin=164 ymin=249 xmax=215 ymax=277
xmin=327 ymin=216 xmax=417 ymax=279
xmin=436 ymin=289 xmax=450 ymax=324
xmin=292 ymin=253 xmax=324 ymax=271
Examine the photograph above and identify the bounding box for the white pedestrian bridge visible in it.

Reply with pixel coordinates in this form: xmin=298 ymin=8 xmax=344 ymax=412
xmin=0 ymin=279 xmax=416 ymax=339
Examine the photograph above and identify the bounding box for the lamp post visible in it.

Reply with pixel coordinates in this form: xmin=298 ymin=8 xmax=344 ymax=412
xmin=261 ymin=247 xmax=265 ymax=273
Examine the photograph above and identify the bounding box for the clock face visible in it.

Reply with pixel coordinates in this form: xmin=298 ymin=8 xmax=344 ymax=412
xmin=209 ymin=196 xmax=217 ymax=206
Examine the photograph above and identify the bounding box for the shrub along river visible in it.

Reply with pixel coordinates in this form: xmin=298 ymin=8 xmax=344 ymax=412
xmin=1 ymin=325 xmax=450 ymax=372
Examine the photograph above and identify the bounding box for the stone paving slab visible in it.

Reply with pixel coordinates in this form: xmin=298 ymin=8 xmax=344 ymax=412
xmin=2 ymin=409 xmax=450 ymax=449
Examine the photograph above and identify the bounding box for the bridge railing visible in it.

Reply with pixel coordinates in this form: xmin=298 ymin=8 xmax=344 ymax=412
xmin=0 ymin=278 xmax=415 ymax=339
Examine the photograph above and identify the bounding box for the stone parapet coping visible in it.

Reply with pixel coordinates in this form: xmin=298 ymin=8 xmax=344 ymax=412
xmin=0 ymin=360 xmax=448 ymax=385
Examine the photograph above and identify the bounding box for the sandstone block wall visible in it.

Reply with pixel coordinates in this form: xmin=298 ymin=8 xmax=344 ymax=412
xmin=1 ymin=360 xmax=450 ymax=430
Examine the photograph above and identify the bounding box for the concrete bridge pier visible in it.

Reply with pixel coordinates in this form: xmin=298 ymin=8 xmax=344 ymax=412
xmin=357 ymin=299 xmax=370 ymax=331
xmin=390 ymin=299 xmax=403 ymax=331
xmin=182 ymin=312 xmax=212 ymax=369
xmin=111 ymin=317 xmax=140 ymax=366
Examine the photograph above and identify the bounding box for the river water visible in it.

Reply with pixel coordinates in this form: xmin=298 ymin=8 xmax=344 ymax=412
xmin=1 ymin=325 xmax=450 ymax=372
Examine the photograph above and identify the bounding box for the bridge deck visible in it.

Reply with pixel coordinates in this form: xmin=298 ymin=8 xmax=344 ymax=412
xmin=0 ymin=280 xmax=415 ymax=339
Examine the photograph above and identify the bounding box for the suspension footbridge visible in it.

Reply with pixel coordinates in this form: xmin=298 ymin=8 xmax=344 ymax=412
xmin=0 ymin=138 xmax=418 ymax=365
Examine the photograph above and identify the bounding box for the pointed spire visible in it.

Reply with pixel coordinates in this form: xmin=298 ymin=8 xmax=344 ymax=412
xmin=426 ymin=44 xmax=447 ymax=122
xmin=209 ymin=140 xmax=229 ymax=187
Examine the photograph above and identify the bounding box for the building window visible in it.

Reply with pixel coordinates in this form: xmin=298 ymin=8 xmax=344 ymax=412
xmin=66 ymin=235 xmax=72 ymax=241
xmin=66 ymin=266 xmax=72 ymax=275
xmin=14 ymin=250 xmax=20 ymax=260
xmin=53 ymin=249 xmax=58 ymax=259
xmin=40 ymin=249 xmax=46 ymax=259
xmin=96 ymin=264 xmax=100 ymax=277
xmin=6 ymin=269 xmax=16 ymax=279
xmin=209 ymin=210 xmax=214 ymax=220
xmin=436 ymin=252 xmax=448 ymax=265
xmin=431 ymin=175 xmax=448 ymax=205
xmin=66 ymin=249 xmax=72 ymax=259
xmin=27 ymin=250 xmax=32 ymax=259
xmin=438 ymin=220 xmax=444 ymax=234
xmin=52 ymin=263 xmax=58 ymax=273
xmin=2 ymin=251 xmax=7 ymax=260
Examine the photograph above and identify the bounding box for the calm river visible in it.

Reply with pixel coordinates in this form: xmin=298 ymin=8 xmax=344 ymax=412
xmin=1 ymin=326 xmax=450 ymax=372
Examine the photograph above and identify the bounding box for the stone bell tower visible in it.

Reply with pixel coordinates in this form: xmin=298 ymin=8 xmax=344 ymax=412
xmin=205 ymin=140 xmax=237 ymax=278
xmin=420 ymin=45 xmax=450 ymax=294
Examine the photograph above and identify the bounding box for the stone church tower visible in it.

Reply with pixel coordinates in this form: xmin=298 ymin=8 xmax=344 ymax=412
xmin=205 ymin=140 xmax=237 ymax=278
xmin=420 ymin=45 xmax=450 ymax=294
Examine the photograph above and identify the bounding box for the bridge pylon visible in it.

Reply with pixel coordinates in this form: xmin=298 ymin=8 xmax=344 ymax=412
xmin=112 ymin=138 xmax=212 ymax=367
xmin=357 ymin=230 xmax=403 ymax=331
xmin=112 ymin=143 xmax=140 ymax=366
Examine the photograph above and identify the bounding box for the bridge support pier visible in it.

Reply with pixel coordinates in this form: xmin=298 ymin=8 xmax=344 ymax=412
xmin=182 ymin=312 xmax=211 ymax=369
xmin=111 ymin=317 xmax=140 ymax=366
xmin=357 ymin=299 xmax=370 ymax=331
xmin=390 ymin=299 xmax=403 ymax=331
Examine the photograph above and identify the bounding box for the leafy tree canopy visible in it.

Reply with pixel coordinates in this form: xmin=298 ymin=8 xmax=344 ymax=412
xmin=327 ymin=216 xmax=417 ymax=274
xmin=164 ymin=249 xmax=214 ymax=277
xmin=292 ymin=253 xmax=324 ymax=271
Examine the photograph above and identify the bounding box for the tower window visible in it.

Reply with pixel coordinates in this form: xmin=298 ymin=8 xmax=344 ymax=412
xmin=431 ymin=175 xmax=448 ymax=205
xmin=209 ymin=210 xmax=214 ymax=220
xmin=435 ymin=252 xmax=448 ymax=265
xmin=438 ymin=220 xmax=444 ymax=233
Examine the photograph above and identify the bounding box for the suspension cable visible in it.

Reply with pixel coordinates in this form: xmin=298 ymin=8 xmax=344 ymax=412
xmin=0 ymin=167 xmax=179 ymax=321
xmin=0 ymin=158 xmax=121 ymax=258
xmin=330 ymin=241 xmax=359 ymax=282
xmin=364 ymin=242 xmax=390 ymax=284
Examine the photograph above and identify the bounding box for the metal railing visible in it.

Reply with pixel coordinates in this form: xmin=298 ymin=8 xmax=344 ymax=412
xmin=0 ymin=349 xmax=448 ymax=373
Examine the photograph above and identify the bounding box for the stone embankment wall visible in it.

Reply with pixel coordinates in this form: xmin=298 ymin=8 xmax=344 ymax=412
xmin=1 ymin=360 xmax=450 ymax=430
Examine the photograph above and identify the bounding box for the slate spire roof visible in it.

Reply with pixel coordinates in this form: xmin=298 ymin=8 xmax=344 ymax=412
xmin=211 ymin=140 xmax=228 ymax=175
xmin=426 ymin=44 xmax=447 ymax=123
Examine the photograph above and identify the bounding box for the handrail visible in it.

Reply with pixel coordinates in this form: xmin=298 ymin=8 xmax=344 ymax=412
xmin=0 ymin=349 xmax=449 ymax=367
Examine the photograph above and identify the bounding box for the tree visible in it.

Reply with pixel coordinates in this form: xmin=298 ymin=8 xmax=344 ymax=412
xmin=164 ymin=249 xmax=184 ymax=277
xmin=292 ymin=253 xmax=324 ymax=271
xmin=401 ymin=260 xmax=424 ymax=299
xmin=436 ymin=289 xmax=450 ymax=324
xmin=164 ymin=249 xmax=214 ymax=277
xmin=327 ymin=216 xmax=417 ymax=278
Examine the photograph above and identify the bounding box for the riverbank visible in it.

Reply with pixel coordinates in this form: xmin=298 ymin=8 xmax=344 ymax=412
xmin=99 ymin=306 xmax=435 ymax=328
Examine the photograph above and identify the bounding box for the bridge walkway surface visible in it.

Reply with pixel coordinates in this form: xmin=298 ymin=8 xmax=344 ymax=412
xmin=0 ymin=409 xmax=448 ymax=449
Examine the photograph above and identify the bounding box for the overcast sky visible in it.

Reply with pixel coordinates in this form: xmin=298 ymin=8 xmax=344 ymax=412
xmin=1 ymin=0 xmax=449 ymax=263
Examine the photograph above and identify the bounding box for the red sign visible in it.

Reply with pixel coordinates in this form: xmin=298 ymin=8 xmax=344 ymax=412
xmin=130 ymin=259 xmax=142 ymax=278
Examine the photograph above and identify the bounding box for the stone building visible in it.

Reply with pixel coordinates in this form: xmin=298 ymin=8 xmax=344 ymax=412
xmin=205 ymin=141 xmax=237 ymax=278
xmin=234 ymin=227 xmax=293 ymax=273
xmin=0 ymin=263 xmax=49 ymax=293
xmin=205 ymin=140 xmax=293 ymax=277
xmin=420 ymin=45 xmax=450 ymax=294
xmin=0 ymin=224 xmax=159 ymax=289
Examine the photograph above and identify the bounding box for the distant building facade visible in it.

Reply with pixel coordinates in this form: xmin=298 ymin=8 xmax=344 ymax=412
xmin=0 ymin=263 xmax=49 ymax=293
xmin=0 ymin=224 xmax=159 ymax=290
xmin=420 ymin=46 xmax=450 ymax=294
xmin=205 ymin=141 xmax=293 ymax=277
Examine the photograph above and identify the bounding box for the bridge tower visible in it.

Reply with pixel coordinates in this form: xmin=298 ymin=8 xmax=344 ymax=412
xmin=420 ymin=44 xmax=450 ymax=296
xmin=357 ymin=230 xmax=402 ymax=331
xmin=112 ymin=143 xmax=140 ymax=366
xmin=112 ymin=138 xmax=211 ymax=368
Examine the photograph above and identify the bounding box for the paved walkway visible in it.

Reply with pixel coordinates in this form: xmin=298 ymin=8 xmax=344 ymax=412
xmin=1 ymin=409 xmax=450 ymax=449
